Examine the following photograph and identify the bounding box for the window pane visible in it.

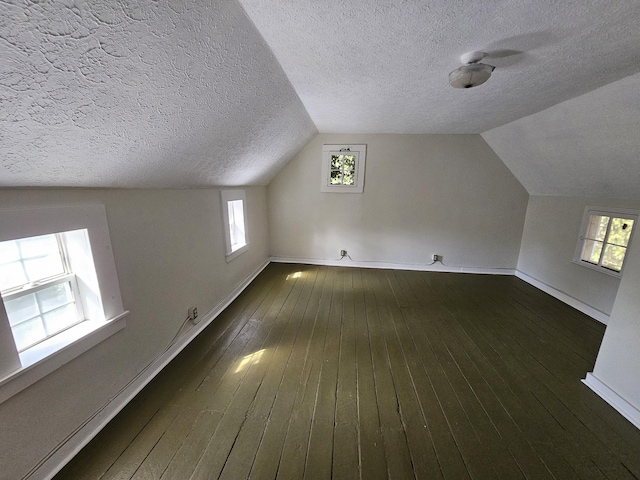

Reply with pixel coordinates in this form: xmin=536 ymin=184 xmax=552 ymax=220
xmin=37 ymin=282 xmax=74 ymax=313
xmin=585 ymin=215 xmax=609 ymax=241
xmin=228 ymin=200 xmax=246 ymax=251
xmin=343 ymin=158 xmax=355 ymax=185
xmin=4 ymin=293 xmax=40 ymax=326
xmin=0 ymin=261 xmax=28 ymax=291
xmin=0 ymin=240 xmax=20 ymax=264
xmin=602 ymin=245 xmax=627 ymax=272
xmin=12 ymin=317 xmax=46 ymax=351
xmin=23 ymin=255 xmax=65 ymax=283
xmin=343 ymin=155 xmax=356 ymax=169
xmin=43 ymin=303 xmax=79 ymax=335
xmin=581 ymin=239 xmax=603 ymax=264
xmin=17 ymin=234 xmax=60 ymax=259
xmin=330 ymin=170 xmax=342 ymax=185
xmin=608 ymin=217 xmax=634 ymax=247
xmin=330 ymin=154 xmax=342 ymax=169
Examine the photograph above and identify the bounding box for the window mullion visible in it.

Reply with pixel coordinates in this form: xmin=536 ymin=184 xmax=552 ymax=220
xmin=598 ymin=218 xmax=614 ymax=267
xmin=56 ymin=233 xmax=72 ymax=274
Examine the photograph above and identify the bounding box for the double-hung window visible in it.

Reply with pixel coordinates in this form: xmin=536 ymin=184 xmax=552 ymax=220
xmin=0 ymin=205 xmax=127 ymax=403
xmin=574 ymin=207 xmax=637 ymax=276
xmin=221 ymin=190 xmax=248 ymax=261
xmin=0 ymin=233 xmax=83 ymax=352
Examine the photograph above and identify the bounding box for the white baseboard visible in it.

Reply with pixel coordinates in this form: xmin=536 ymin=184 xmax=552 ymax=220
xmin=270 ymin=256 xmax=515 ymax=276
xmin=38 ymin=258 xmax=271 ymax=480
xmin=583 ymin=373 xmax=640 ymax=430
xmin=515 ymin=270 xmax=610 ymax=325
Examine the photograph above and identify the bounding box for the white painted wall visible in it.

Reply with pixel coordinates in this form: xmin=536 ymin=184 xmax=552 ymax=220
xmin=591 ymin=227 xmax=640 ymax=414
xmin=0 ymin=187 xmax=269 ymax=480
xmin=268 ymin=134 xmax=528 ymax=271
xmin=517 ymin=196 xmax=640 ymax=316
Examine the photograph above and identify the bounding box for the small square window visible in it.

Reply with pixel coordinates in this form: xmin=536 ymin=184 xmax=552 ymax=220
xmin=321 ymin=144 xmax=366 ymax=193
xmin=574 ymin=207 xmax=638 ymax=276
xmin=221 ymin=190 xmax=249 ymax=261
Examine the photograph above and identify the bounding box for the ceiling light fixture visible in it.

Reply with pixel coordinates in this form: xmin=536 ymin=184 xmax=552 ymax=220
xmin=449 ymin=51 xmax=495 ymax=89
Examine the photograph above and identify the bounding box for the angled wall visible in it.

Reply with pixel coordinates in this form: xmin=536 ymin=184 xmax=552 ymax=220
xmin=0 ymin=187 xmax=269 ymax=480
xmin=590 ymin=228 xmax=640 ymax=423
xmin=517 ymin=196 xmax=640 ymax=319
xmin=268 ymin=134 xmax=529 ymax=272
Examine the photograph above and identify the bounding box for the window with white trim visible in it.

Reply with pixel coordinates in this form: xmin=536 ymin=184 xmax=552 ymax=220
xmin=221 ymin=189 xmax=248 ymax=261
xmin=0 ymin=205 xmax=127 ymax=403
xmin=0 ymin=233 xmax=84 ymax=352
xmin=574 ymin=207 xmax=637 ymax=276
xmin=321 ymin=144 xmax=367 ymax=193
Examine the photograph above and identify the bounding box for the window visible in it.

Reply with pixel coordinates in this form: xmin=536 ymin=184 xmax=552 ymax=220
xmin=221 ymin=190 xmax=248 ymax=261
xmin=0 ymin=205 xmax=127 ymax=403
xmin=574 ymin=207 xmax=637 ymax=276
xmin=0 ymin=233 xmax=84 ymax=352
xmin=320 ymin=144 xmax=367 ymax=193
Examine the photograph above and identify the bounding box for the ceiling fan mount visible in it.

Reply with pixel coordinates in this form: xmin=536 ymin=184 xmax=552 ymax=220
xmin=449 ymin=51 xmax=495 ymax=89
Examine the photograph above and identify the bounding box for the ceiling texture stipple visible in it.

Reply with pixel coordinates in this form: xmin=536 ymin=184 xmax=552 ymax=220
xmin=237 ymin=0 xmax=640 ymax=134
xmin=0 ymin=0 xmax=316 ymax=188
xmin=482 ymin=72 xmax=640 ymax=199
xmin=2 ymin=0 xmax=640 ymax=196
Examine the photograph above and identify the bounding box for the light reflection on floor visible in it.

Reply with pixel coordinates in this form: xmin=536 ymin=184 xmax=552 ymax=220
xmin=234 ymin=349 xmax=265 ymax=373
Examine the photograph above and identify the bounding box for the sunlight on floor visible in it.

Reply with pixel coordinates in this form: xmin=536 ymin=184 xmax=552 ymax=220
xmin=286 ymin=271 xmax=302 ymax=280
xmin=235 ymin=349 xmax=265 ymax=373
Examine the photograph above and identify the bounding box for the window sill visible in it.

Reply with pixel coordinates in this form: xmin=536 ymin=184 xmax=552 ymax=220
xmin=571 ymin=259 xmax=623 ymax=279
xmin=225 ymin=243 xmax=249 ymax=262
xmin=0 ymin=312 xmax=128 ymax=404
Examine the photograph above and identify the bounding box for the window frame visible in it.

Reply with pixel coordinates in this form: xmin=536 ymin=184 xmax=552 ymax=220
xmin=0 ymin=204 xmax=128 ymax=404
xmin=320 ymin=144 xmax=367 ymax=193
xmin=573 ymin=206 xmax=638 ymax=278
xmin=221 ymin=189 xmax=249 ymax=262
xmin=3 ymin=272 xmax=85 ymax=352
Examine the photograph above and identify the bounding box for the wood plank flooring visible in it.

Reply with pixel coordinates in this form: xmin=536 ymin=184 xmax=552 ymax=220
xmin=55 ymin=264 xmax=640 ymax=479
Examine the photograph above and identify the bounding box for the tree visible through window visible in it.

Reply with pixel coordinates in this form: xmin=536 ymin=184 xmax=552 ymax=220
xmin=330 ymin=153 xmax=356 ymax=186
xmin=321 ymin=144 xmax=367 ymax=193
xmin=579 ymin=211 xmax=636 ymax=273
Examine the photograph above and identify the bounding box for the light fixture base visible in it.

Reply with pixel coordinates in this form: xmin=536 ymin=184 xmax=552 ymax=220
xmin=460 ymin=51 xmax=486 ymax=65
xmin=449 ymin=62 xmax=495 ymax=89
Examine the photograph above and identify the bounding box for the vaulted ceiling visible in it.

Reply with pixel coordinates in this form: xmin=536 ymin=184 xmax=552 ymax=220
xmin=2 ymin=0 xmax=640 ymax=196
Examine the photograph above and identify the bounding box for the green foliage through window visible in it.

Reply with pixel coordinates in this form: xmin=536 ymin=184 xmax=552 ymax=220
xmin=581 ymin=214 xmax=634 ymax=272
xmin=329 ymin=154 xmax=356 ymax=186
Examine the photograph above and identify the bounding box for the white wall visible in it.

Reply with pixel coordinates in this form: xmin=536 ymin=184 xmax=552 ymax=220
xmin=0 ymin=187 xmax=269 ymax=480
xmin=268 ymin=134 xmax=528 ymax=271
xmin=517 ymin=196 xmax=640 ymax=316
xmin=591 ymin=229 xmax=640 ymax=414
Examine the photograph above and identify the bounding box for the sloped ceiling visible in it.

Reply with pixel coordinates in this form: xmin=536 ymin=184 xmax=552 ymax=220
xmin=482 ymin=72 xmax=640 ymax=199
xmin=237 ymin=0 xmax=640 ymax=134
xmin=2 ymin=0 xmax=640 ymax=193
xmin=0 ymin=0 xmax=316 ymax=187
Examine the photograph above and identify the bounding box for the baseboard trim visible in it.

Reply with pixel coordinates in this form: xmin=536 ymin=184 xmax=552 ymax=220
xmin=38 ymin=258 xmax=271 ymax=480
xmin=583 ymin=373 xmax=640 ymax=430
xmin=515 ymin=270 xmax=610 ymax=325
xmin=270 ymin=256 xmax=515 ymax=276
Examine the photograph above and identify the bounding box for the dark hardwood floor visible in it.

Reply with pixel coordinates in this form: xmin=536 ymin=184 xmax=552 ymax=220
xmin=55 ymin=263 xmax=640 ymax=479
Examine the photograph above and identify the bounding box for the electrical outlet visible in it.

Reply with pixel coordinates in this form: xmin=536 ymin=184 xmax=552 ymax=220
xmin=188 ymin=306 xmax=199 ymax=324
xmin=340 ymin=250 xmax=348 ymax=257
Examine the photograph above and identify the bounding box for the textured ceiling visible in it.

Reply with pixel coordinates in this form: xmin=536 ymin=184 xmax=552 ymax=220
xmin=482 ymin=72 xmax=640 ymax=199
xmin=0 ymin=0 xmax=316 ymax=187
xmin=238 ymin=0 xmax=640 ymax=134
xmin=2 ymin=1 xmax=640 ymax=193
